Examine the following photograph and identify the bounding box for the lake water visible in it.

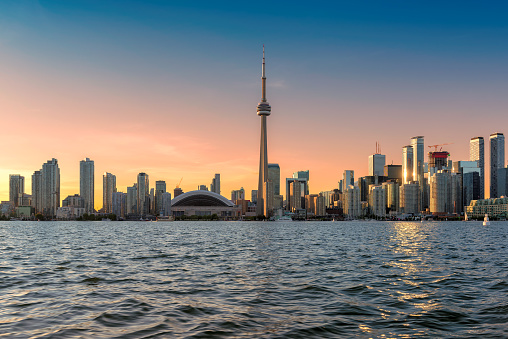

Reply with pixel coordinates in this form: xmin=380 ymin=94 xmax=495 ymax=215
xmin=0 ymin=220 xmax=507 ymax=338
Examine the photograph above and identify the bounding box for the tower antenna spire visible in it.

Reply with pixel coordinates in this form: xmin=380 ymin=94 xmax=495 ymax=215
xmin=261 ymin=44 xmax=266 ymax=102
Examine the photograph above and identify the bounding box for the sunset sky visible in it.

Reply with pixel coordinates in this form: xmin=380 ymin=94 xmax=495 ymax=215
xmin=1 ymin=1 xmax=508 ymax=209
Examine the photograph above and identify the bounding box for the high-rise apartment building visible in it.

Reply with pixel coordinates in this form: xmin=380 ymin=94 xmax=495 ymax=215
xmin=103 ymin=172 xmax=116 ymax=213
xmin=369 ymin=154 xmax=386 ymax=177
xmin=289 ymin=180 xmax=302 ymax=212
xmin=31 ymin=171 xmax=42 ymax=214
xmin=343 ymin=185 xmax=361 ymax=219
xmin=126 ymin=184 xmax=137 ymax=215
xmin=402 ymin=145 xmax=413 ymax=184
xmin=369 ymin=185 xmax=386 ymax=217
xmin=268 ymin=164 xmax=280 ymax=196
xmin=79 ymin=158 xmax=94 ymax=213
xmin=285 ymin=178 xmax=307 ymax=211
xmin=137 ymin=173 xmax=149 ymax=216
xmin=399 ymin=182 xmax=419 ymax=215
xmin=470 ymin=137 xmax=484 ymax=199
xmin=490 ymin=133 xmax=505 ymax=198
xmin=112 ymin=192 xmax=126 ymax=218
xmin=41 ymin=158 xmax=60 ymax=217
xmin=411 ymin=136 xmax=425 ymax=210
xmin=155 ymin=181 xmax=166 ymax=216
xmin=9 ymin=174 xmax=24 ymax=207
xmin=210 ymin=174 xmax=221 ymax=195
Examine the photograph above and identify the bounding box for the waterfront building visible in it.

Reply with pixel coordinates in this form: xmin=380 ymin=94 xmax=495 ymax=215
xmin=112 ymin=192 xmax=126 ymax=218
xmin=210 ymin=174 xmax=221 ymax=195
xmin=231 ymin=188 xmax=245 ymax=204
xmin=0 ymin=201 xmax=15 ymax=217
xmin=369 ymin=185 xmax=386 ymax=217
xmin=56 ymin=206 xmax=85 ymax=220
xmin=293 ymin=170 xmax=310 ymax=195
xmin=359 ymin=175 xmax=387 ymax=202
xmin=41 ymin=158 xmax=60 ymax=218
xmin=31 ymin=171 xmax=42 ymax=214
xmin=264 ymin=180 xmax=274 ymax=216
xmin=126 ymin=184 xmax=137 ymax=215
xmin=268 ymin=164 xmax=281 ymax=196
xmin=256 ymin=46 xmax=271 ymax=216
xmin=466 ymin=197 xmax=508 ymax=219
xmin=411 ymin=136 xmax=425 ymax=210
xmin=171 ymin=191 xmax=241 ymax=219
xmin=452 ymin=161 xmax=481 ymax=209
xmin=161 ymin=192 xmax=172 ymax=216
xmin=384 ymin=165 xmax=402 ymax=183
xmin=402 ymin=145 xmax=414 ymax=184
xmin=137 ymin=173 xmax=149 ymax=216
xmin=497 ymin=167 xmax=508 ymax=198
xmin=305 ymin=194 xmax=318 ymax=214
xmin=429 ymin=171 xmax=462 ymax=214
xmin=343 ymin=185 xmax=361 ymax=219
xmin=9 ymin=174 xmax=24 ymax=207
xmin=399 ymin=182 xmax=419 ymax=215
xmin=289 ymin=180 xmax=302 ymax=212
xmin=382 ymin=180 xmax=399 ymax=213
xmin=286 ymin=178 xmax=307 ymax=211
xmin=369 ymin=154 xmax=386 ymax=177
xmin=102 ymin=172 xmax=116 ymax=214
xmin=490 ymin=133 xmax=505 ymax=198
xmin=470 ymin=137 xmax=485 ymax=198
xmin=79 ymin=158 xmax=94 ymax=213
xmin=62 ymin=194 xmax=84 ymax=208
xmin=155 ymin=180 xmax=166 ymax=216
xmin=342 ymin=170 xmax=354 ymax=191
xmin=316 ymin=193 xmax=326 ymax=216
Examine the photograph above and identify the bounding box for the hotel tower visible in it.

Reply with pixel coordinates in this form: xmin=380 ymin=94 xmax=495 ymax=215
xmin=256 ymin=46 xmax=271 ymax=216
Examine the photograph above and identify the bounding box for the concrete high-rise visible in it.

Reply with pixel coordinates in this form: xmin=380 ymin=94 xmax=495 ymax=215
xmin=293 ymin=170 xmax=309 ymax=195
xmin=470 ymin=137 xmax=484 ymax=199
xmin=103 ymin=172 xmax=116 ymax=213
xmin=256 ymin=46 xmax=271 ymax=217
xmin=342 ymin=170 xmax=354 ymax=191
xmin=31 ymin=171 xmax=43 ymax=214
xmin=155 ymin=180 xmax=166 ymax=216
xmin=369 ymin=154 xmax=386 ymax=177
xmin=490 ymin=133 xmax=505 ymax=198
xmin=9 ymin=174 xmax=24 ymax=207
xmin=137 ymin=173 xmax=149 ymax=216
xmin=41 ymin=158 xmax=60 ymax=217
xmin=126 ymin=184 xmax=137 ymax=215
xmin=79 ymin=158 xmax=94 ymax=213
xmin=402 ymin=145 xmax=413 ymax=184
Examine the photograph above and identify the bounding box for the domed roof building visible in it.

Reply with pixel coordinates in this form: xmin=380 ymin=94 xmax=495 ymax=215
xmin=171 ymin=191 xmax=241 ymax=219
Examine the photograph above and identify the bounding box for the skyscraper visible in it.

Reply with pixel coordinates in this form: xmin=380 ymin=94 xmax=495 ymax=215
xmin=268 ymin=164 xmax=280 ymax=196
xmin=368 ymin=154 xmax=386 ymax=177
xmin=470 ymin=137 xmax=484 ymax=199
xmin=41 ymin=158 xmax=60 ymax=217
xmin=490 ymin=133 xmax=505 ymax=198
xmin=155 ymin=180 xmax=166 ymax=216
xmin=31 ymin=171 xmax=42 ymax=214
xmin=210 ymin=174 xmax=220 ymax=195
xmin=256 ymin=46 xmax=271 ymax=216
xmin=402 ymin=145 xmax=413 ymax=184
xmin=126 ymin=184 xmax=137 ymax=215
xmin=137 ymin=173 xmax=149 ymax=216
xmin=80 ymin=158 xmax=94 ymax=213
xmin=9 ymin=174 xmax=24 ymax=207
xmin=103 ymin=172 xmax=116 ymax=213
xmin=411 ymin=136 xmax=424 ymax=210
xmin=342 ymin=170 xmax=354 ymax=190
xmin=293 ymin=170 xmax=310 ymax=195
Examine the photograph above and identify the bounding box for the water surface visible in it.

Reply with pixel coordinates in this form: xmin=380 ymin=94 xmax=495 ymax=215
xmin=0 ymin=221 xmax=507 ymax=338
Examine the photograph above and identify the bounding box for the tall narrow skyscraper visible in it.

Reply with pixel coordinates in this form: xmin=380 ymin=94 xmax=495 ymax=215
xmin=256 ymin=46 xmax=271 ymax=216
xmin=411 ymin=136 xmax=425 ymax=210
xmin=80 ymin=158 xmax=94 ymax=213
xmin=9 ymin=174 xmax=24 ymax=207
xmin=490 ymin=133 xmax=505 ymax=198
xmin=41 ymin=158 xmax=60 ymax=217
xmin=470 ymin=137 xmax=484 ymax=199
xmin=103 ymin=172 xmax=116 ymax=213
xmin=402 ymin=145 xmax=413 ymax=184
xmin=137 ymin=173 xmax=149 ymax=216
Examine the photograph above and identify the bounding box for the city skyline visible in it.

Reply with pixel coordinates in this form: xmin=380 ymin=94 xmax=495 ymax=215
xmin=1 ymin=2 xmax=508 ymax=207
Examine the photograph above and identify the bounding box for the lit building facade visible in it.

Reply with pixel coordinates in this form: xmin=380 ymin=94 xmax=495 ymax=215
xmin=41 ymin=158 xmax=60 ymax=217
xmin=103 ymin=172 xmax=116 ymax=213
xmin=470 ymin=136 xmax=484 ymax=199
xmin=9 ymin=174 xmax=24 ymax=207
xmin=369 ymin=154 xmax=386 ymax=177
xmin=399 ymin=182 xmax=419 ymax=215
xmin=369 ymin=185 xmax=386 ymax=217
xmin=343 ymin=185 xmax=361 ymax=219
xmin=402 ymin=145 xmax=413 ymax=184
xmin=268 ymin=164 xmax=281 ymax=196
xmin=137 ymin=173 xmax=149 ymax=216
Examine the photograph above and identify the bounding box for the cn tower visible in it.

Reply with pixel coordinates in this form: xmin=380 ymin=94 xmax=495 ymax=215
xmin=256 ymin=46 xmax=271 ymax=216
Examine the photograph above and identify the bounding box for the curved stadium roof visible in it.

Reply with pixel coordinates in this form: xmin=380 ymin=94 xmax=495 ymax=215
xmin=171 ymin=190 xmax=234 ymax=207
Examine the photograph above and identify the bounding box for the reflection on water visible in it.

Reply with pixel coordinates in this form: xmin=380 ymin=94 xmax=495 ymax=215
xmin=0 ymin=220 xmax=506 ymax=338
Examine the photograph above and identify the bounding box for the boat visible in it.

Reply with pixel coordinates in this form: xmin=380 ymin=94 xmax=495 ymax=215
xmin=275 ymin=215 xmax=292 ymax=221
xmin=156 ymin=216 xmax=174 ymax=222
xmin=483 ymin=214 xmax=490 ymax=226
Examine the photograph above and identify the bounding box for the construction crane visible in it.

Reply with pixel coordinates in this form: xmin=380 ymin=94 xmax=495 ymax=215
xmin=428 ymin=143 xmax=454 ymax=152
xmin=176 ymin=177 xmax=183 ymax=188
